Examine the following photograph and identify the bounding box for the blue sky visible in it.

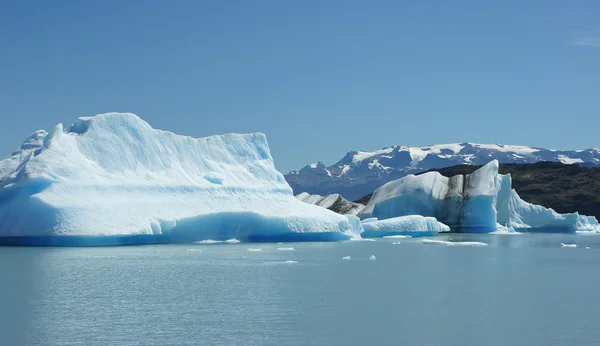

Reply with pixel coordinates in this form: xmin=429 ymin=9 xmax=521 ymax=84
xmin=0 ymin=1 xmax=599 ymax=173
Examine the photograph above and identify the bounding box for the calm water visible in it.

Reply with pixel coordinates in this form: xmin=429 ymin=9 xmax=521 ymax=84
xmin=2 ymin=234 xmax=600 ymax=346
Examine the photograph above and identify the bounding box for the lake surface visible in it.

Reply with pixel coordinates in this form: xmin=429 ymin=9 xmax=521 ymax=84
xmin=2 ymin=233 xmax=600 ymax=346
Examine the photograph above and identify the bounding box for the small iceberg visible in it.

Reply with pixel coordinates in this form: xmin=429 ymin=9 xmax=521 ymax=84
xmin=277 ymin=247 xmax=295 ymax=251
xmin=247 ymin=248 xmax=262 ymax=252
xmin=342 ymin=256 xmax=351 ymax=260
xmin=369 ymin=255 xmax=376 ymax=260
xmin=225 ymin=239 xmax=241 ymax=244
xmin=284 ymin=260 xmax=298 ymax=264
xmin=391 ymin=242 xmax=401 ymax=245
xmin=383 ymin=235 xmax=412 ymax=239
xmin=422 ymin=239 xmax=488 ymax=246
xmin=361 ymin=215 xmax=449 ymax=238
xmin=560 ymin=243 xmax=577 ymax=248
xmin=195 ymin=240 xmax=222 ymax=244
xmin=186 ymin=248 xmax=202 ymax=252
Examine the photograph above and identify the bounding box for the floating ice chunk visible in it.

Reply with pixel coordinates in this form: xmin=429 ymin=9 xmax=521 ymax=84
xmin=225 ymin=238 xmax=240 ymax=243
xmin=586 ymin=247 xmax=591 ymax=249
xmin=391 ymin=242 xmax=401 ymax=245
xmin=577 ymin=215 xmax=600 ymax=233
xmin=277 ymin=247 xmax=295 ymax=251
xmin=186 ymin=248 xmax=202 ymax=252
xmin=247 ymin=248 xmax=262 ymax=252
xmin=491 ymin=224 xmax=520 ymax=234
xmin=195 ymin=240 xmax=222 ymax=244
xmin=560 ymin=243 xmax=577 ymax=248
xmin=383 ymin=235 xmax=412 ymax=239
xmin=369 ymin=255 xmax=376 ymax=260
xmin=361 ymin=215 xmax=450 ymax=238
xmin=508 ymin=190 xmax=580 ymax=233
xmin=349 ymin=238 xmax=375 ymax=241
xmin=342 ymin=256 xmax=351 ymax=260
xmin=284 ymin=260 xmax=298 ymax=264
xmin=422 ymin=239 xmax=488 ymax=246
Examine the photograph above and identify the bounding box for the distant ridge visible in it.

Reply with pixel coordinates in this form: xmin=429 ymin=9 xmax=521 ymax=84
xmin=285 ymin=142 xmax=600 ymax=201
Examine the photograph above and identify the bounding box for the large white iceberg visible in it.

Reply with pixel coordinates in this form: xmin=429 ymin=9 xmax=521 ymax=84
xmin=361 ymin=160 xmax=599 ymax=233
xmin=361 ymin=215 xmax=450 ymax=238
xmin=0 ymin=113 xmax=362 ymax=245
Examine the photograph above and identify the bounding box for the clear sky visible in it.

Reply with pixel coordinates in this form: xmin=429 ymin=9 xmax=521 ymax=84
xmin=1 ymin=0 xmax=599 ymax=173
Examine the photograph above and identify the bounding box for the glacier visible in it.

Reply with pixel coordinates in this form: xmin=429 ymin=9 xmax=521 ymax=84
xmin=0 ymin=113 xmax=363 ymax=245
xmin=361 ymin=160 xmax=600 ymax=233
xmin=361 ymin=215 xmax=450 ymax=238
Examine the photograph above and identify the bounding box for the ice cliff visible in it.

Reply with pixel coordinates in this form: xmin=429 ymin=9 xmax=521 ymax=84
xmin=0 ymin=113 xmax=362 ymax=245
xmin=361 ymin=160 xmax=599 ymax=233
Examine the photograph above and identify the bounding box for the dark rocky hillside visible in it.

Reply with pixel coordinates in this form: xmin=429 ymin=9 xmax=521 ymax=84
xmin=355 ymin=162 xmax=600 ymax=220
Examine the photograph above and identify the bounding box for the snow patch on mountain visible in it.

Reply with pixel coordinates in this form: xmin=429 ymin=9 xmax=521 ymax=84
xmin=352 ymin=147 xmax=396 ymax=164
xmin=558 ymin=155 xmax=584 ymax=165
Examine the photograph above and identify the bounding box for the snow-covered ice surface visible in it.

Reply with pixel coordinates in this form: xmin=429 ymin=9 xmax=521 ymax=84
xmin=361 ymin=160 xmax=600 ymax=234
xmin=361 ymin=215 xmax=449 ymax=238
xmin=0 ymin=113 xmax=362 ymax=245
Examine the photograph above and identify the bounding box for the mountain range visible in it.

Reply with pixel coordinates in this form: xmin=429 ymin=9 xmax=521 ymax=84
xmin=285 ymin=143 xmax=600 ymax=201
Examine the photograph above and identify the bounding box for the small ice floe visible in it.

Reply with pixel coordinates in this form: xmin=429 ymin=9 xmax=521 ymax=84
xmin=369 ymin=255 xmax=376 ymax=261
xmin=560 ymin=243 xmax=577 ymax=248
xmin=195 ymin=239 xmax=221 ymax=244
xmin=342 ymin=256 xmax=351 ymax=260
xmin=391 ymin=242 xmax=401 ymax=245
xmin=247 ymin=248 xmax=262 ymax=252
xmin=194 ymin=239 xmax=240 ymax=244
xmin=277 ymin=247 xmax=295 ymax=251
xmin=491 ymin=224 xmax=520 ymax=234
xmin=383 ymin=235 xmax=411 ymax=239
xmin=422 ymin=239 xmax=488 ymax=246
xmin=284 ymin=260 xmax=298 ymax=264
xmin=349 ymin=238 xmax=375 ymax=242
xmin=186 ymin=248 xmax=202 ymax=252
xmin=586 ymin=247 xmax=591 ymax=249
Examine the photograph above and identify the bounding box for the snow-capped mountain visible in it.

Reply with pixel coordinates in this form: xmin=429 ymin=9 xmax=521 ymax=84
xmin=285 ymin=142 xmax=600 ymax=201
